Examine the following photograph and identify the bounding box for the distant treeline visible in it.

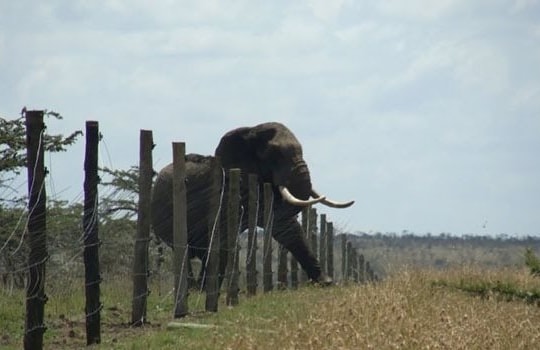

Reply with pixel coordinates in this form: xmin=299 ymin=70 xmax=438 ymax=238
xmin=349 ymin=231 xmax=540 ymax=247
xmin=340 ymin=232 xmax=540 ymax=276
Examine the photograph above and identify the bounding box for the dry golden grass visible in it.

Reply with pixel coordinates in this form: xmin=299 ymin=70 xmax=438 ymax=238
xmin=213 ymin=268 xmax=540 ymax=350
xmin=3 ymin=267 xmax=540 ymax=349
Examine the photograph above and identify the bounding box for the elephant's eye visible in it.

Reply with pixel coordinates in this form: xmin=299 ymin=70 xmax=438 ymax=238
xmin=265 ymin=144 xmax=281 ymax=158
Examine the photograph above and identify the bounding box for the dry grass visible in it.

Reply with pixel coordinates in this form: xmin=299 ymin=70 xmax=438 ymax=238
xmin=214 ymin=268 xmax=540 ymax=350
xmin=2 ymin=267 xmax=540 ymax=349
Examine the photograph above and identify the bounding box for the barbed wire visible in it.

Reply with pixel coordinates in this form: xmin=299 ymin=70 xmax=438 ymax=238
xmin=79 ymin=195 xmax=99 ymax=243
xmin=227 ymin=203 xmax=245 ymax=295
xmin=2 ymin=124 xmax=404 ymax=348
xmin=194 ymin=166 xmax=226 ymax=306
xmin=245 ymin=186 xmax=260 ymax=269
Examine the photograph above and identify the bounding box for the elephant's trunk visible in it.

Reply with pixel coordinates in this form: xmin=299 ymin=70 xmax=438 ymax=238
xmin=288 ymin=159 xmax=355 ymax=209
xmin=277 ymin=159 xmax=317 ymax=206
xmin=275 ymin=159 xmax=355 ymax=208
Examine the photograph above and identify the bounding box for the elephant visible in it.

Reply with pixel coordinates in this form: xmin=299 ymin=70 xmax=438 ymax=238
xmin=151 ymin=122 xmax=354 ymax=286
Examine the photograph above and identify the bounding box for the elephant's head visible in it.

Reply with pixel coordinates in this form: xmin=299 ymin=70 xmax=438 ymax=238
xmin=215 ymin=122 xmax=354 ymax=208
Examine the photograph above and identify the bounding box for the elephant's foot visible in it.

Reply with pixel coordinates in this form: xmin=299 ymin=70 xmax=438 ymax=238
xmin=312 ymin=273 xmax=334 ymax=287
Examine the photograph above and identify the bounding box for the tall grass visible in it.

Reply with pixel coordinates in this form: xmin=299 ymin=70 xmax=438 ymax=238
xmin=2 ymin=267 xmax=540 ymax=349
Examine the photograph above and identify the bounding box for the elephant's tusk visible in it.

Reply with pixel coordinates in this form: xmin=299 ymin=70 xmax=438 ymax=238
xmin=311 ymin=189 xmax=355 ymax=208
xmin=279 ymin=186 xmax=326 ymax=206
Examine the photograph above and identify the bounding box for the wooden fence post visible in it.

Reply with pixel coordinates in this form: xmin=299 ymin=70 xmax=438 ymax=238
xmin=263 ymin=183 xmax=273 ymax=292
xmin=155 ymin=246 xmax=164 ymax=296
xmin=132 ymin=129 xmax=153 ymax=326
xmin=226 ymin=169 xmax=241 ymax=306
xmin=233 ymin=246 xmax=240 ymax=296
xmin=299 ymin=208 xmax=310 ymax=284
xmin=246 ymin=174 xmax=258 ymax=296
xmin=205 ymin=157 xmax=222 ymax=312
xmin=366 ymin=261 xmax=373 ymax=282
xmin=83 ymin=121 xmax=102 ymax=345
xmin=24 ymin=110 xmax=48 ymax=350
xmin=346 ymin=242 xmax=353 ymax=281
xmin=277 ymin=245 xmax=288 ymax=289
xmin=341 ymin=235 xmax=347 ymax=283
xmin=352 ymin=250 xmax=359 ymax=283
xmin=172 ymin=142 xmax=188 ymax=318
xmin=326 ymin=221 xmax=334 ymax=280
xmin=309 ymin=208 xmax=318 ymax=263
xmin=319 ymin=214 xmax=327 ymax=276
xmin=290 ymin=252 xmax=298 ymax=289
xmin=358 ymin=254 xmax=365 ymax=283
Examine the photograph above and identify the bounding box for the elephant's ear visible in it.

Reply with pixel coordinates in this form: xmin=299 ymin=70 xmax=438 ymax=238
xmin=215 ymin=126 xmax=256 ymax=168
xmin=247 ymin=126 xmax=277 ymax=160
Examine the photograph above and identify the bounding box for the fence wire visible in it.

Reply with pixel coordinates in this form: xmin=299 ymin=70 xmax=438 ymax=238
xmin=1 ymin=128 xmax=375 ymax=350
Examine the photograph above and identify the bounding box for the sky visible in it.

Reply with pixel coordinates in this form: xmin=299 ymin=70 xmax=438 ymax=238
xmin=1 ymin=0 xmax=539 ymax=236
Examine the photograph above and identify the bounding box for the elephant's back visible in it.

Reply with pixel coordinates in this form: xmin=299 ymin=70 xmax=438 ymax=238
xmin=151 ymin=154 xmax=215 ymax=249
xmin=151 ymin=163 xmax=174 ymax=245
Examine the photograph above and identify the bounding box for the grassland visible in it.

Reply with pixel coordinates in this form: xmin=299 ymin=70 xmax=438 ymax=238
xmin=2 ymin=266 xmax=540 ymax=349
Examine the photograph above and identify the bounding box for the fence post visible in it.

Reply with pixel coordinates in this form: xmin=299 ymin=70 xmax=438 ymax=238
xmin=132 ymin=130 xmax=153 ymax=326
xmin=263 ymin=183 xmax=273 ymax=292
xmin=277 ymin=245 xmax=288 ymax=290
xmin=172 ymin=142 xmax=188 ymax=318
xmin=346 ymin=242 xmax=353 ymax=281
xmin=299 ymin=208 xmax=310 ymax=284
xmin=358 ymin=254 xmax=365 ymax=283
xmin=319 ymin=214 xmax=327 ymax=276
xmin=309 ymin=208 xmax=318 ymax=264
xmin=246 ymin=174 xmax=258 ymax=296
xmin=352 ymin=250 xmax=359 ymax=283
xmin=83 ymin=121 xmax=102 ymax=345
xmin=341 ymin=235 xmax=347 ymax=283
xmin=226 ymin=169 xmax=241 ymax=306
xmin=24 ymin=110 xmax=48 ymax=350
xmin=205 ymin=157 xmax=222 ymax=312
xmin=366 ymin=261 xmax=373 ymax=282
xmin=326 ymin=221 xmax=334 ymax=280
xmin=155 ymin=246 xmax=164 ymax=296
xmin=290 ymin=252 xmax=298 ymax=289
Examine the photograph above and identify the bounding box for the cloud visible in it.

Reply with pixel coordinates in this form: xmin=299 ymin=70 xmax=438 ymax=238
xmin=2 ymin=0 xmax=540 ymax=235
xmin=376 ymin=0 xmax=467 ymax=20
xmin=511 ymin=0 xmax=540 ymax=13
xmin=0 ymin=33 xmax=5 ymax=65
xmin=511 ymin=84 xmax=540 ymax=109
xmin=306 ymin=0 xmax=349 ymax=22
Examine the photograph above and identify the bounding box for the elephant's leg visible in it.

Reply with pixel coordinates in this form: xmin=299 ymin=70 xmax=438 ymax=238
xmin=194 ymin=236 xmax=227 ymax=292
xmin=272 ymin=216 xmax=326 ymax=282
xmin=187 ymin=259 xmax=197 ymax=289
xmin=197 ymin=256 xmax=206 ymax=288
xmin=189 ymin=238 xmax=209 ymax=290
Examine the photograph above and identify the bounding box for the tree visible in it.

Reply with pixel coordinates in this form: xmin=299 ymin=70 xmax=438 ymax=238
xmin=1 ymin=112 xmax=81 ymax=172
xmin=99 ymin=166 xmax=139 ymax=220
xmin=1 ymin=111 xmax=82 ymax=208
xmin=0 ymin=111 xmax=82 ymax=288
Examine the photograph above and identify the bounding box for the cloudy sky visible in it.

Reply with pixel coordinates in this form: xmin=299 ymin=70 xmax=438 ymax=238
xmin=1 ymin=0 xmax=539 ymax=236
